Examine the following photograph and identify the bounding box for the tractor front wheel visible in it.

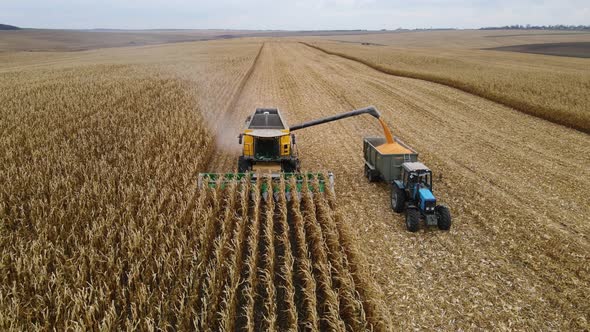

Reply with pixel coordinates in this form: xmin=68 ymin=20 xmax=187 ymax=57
xmin=436 ymin=205 xmax=452 ymax=230
xmin=405 ymin=208 xmax=420 ymax=232
xmin=391 ymin=185 xmax=405 ymax=213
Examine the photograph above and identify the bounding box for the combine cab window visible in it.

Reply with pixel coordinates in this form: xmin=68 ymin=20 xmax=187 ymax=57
xmin=255 ymin=138 xmax=279 ymax=160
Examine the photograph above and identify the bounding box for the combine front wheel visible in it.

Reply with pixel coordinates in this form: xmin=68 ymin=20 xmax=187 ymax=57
xmin=238 ymin=157 xmax=251 ymax=173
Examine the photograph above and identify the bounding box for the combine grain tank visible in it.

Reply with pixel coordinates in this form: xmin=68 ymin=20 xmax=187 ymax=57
xmin=363 ymin=137 xmax=418 ymax=182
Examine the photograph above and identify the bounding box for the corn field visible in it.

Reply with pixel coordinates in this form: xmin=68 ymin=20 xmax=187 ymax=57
xmin=0 ymin=64 xmax=390 ymax=330
xmin=3 ymin=34 xmax=588 ymax=330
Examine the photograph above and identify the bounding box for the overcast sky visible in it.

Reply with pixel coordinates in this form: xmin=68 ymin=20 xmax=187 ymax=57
xmin=1 ymin=0 xmax=588 ymax=30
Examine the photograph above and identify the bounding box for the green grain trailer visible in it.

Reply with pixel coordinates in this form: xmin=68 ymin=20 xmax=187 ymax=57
xmin=363 ymin=137 xmax=418 ymax=183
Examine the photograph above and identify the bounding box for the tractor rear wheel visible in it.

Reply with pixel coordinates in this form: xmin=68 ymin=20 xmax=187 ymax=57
xmin=405 ymin=208 xmax=420 ymax=232
xmin=391 ymin=185 xmax=405 ymax=213
xmin=436 ymin=205 xmax=452 ymax=230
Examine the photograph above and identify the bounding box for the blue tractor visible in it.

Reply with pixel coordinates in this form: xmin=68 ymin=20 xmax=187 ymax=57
xmin=390 ymin=162 xmax=451 ymax=232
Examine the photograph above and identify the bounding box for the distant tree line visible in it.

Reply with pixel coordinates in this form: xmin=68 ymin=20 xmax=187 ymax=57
xmin=481 ymin=24 xmax=590 ymax=31
xmin=0 ymin=24 xmax=21 ymax=30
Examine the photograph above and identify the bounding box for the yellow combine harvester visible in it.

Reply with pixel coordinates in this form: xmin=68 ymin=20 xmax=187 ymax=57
xmin=198 ymin=106 xmax=382 ymax=200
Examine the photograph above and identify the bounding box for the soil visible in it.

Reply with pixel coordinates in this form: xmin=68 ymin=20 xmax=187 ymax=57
xmin=487 ymin=42 xmax=590 ymax=58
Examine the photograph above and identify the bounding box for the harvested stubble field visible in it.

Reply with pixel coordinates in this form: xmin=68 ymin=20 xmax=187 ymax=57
xmin=1 ymin=31 xmax=590 ymax=330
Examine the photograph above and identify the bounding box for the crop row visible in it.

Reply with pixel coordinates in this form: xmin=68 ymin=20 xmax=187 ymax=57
xmin=194 ymin=176 xmax=391 ymax=331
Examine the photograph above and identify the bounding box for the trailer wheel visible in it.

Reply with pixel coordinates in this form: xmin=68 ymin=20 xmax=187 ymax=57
xmin=406 ymin=208 xmax=420 ymax=232
xmin=367 ymin=169 xmax=379 ymax=183
xmin=364 ymin=165 xmax=370 ymax=178
xmin=391 ymin=185 xmax=405 ymax=213
xmin=436 ymin=205 xmax=452 ymax=230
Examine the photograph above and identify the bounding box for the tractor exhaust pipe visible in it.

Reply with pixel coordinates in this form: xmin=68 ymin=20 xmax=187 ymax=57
xmin=289 ymin=106 xmax=381 ymax=132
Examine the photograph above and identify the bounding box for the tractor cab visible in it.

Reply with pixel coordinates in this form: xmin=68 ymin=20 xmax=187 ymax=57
xmin=401 ymin=162 xmax=435 ymax=212
xmin=404 ymin=163 xmax=433 ymax=191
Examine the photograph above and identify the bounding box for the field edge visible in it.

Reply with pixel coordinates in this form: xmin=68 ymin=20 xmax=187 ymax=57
xmin=300 ymin=41 xmax=590 ymax=134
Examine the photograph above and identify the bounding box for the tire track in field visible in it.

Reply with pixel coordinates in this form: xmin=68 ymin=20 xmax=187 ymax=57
xmin=207 ymin=42 xmax=266 ymax=172
xmin=225 ymin=42 xmax=266 ymax=117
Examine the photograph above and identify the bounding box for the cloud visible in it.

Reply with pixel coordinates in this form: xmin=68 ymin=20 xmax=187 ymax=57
xmin=0 ymin=0 xmax=587 ymax=29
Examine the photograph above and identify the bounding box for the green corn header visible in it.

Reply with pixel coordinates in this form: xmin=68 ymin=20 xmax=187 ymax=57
xmin=197 ymin=172 xmax=334 ymax=201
